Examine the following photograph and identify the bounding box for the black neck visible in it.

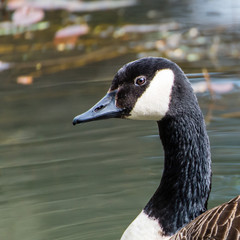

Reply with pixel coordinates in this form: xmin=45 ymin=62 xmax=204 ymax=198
xmin=144 ymin=112 xmax=211 ymax=236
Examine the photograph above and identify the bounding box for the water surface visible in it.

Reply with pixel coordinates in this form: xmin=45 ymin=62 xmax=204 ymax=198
xmin=0 ymin=0 xmax=240 ymax=239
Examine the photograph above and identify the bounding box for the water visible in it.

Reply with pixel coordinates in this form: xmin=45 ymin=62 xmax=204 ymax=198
xmin=0 ymin=0 xmax=240 ymax=239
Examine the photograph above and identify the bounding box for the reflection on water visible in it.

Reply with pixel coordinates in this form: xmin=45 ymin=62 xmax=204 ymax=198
xmin=0 ymin=0 xmax=240 ymax=239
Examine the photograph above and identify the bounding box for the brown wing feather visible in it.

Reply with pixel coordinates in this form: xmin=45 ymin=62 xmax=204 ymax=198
xmin=170 ymin=196 xmax=240 ymax=240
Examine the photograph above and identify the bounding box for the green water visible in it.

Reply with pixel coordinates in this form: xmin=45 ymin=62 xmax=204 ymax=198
xmin=0 ymin=0 xmax=240 ymax=239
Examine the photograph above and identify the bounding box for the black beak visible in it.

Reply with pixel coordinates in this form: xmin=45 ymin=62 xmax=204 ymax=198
xmin=73 ymin=90 xmax=124 ymax=125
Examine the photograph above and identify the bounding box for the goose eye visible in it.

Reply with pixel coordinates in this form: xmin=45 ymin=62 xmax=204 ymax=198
xmin=134 ymin=76 xmax=146 ymax=86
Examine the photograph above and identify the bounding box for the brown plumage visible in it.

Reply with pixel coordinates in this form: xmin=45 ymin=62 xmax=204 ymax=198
xmin=171 ymin=196 xmax=240 ymax=240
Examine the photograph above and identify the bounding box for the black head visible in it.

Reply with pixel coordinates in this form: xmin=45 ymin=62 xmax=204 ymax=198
xmin=73 ymin=57 xmax=196 ymax=125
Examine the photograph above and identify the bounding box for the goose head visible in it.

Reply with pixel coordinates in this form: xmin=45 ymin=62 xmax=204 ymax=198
xmin=72 ymin=57 xmax=211 ymax=239
xmin=73 ymin=57 xmax=196 ymax=125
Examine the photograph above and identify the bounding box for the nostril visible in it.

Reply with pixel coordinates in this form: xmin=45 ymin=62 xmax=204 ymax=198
xmin=94 ymin=105 xmax=106 ymax=112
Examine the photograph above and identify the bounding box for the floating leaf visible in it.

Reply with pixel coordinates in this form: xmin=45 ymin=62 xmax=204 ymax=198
xmin=17 ymin=75 xmax=33 ymax=85
xmin=54 ymin=24 xmax=89 ymax=49
xmin=211 ymin=82 xmax=234 ymax=93
xmin=55 ymin=24 xmax=89 ymax=38
xmin=0 ymin=61 xmax=11 ymax=71
xmin=193 ymin=82 xmax=234 ymax=94
xmin=12 ymin=6 xmax=44 ymax=26
xmin=7 ymin=0 xmax=137 ymax=12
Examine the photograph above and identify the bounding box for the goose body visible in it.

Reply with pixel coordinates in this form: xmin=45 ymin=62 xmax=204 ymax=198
xmin=73 ymin=57 xmax=240 ymax=240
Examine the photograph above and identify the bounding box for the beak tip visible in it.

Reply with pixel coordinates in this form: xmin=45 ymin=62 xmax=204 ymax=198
xmin=72 ymin=117 xmax=79 ymax=126
xmin=72 ymin=90 xmax=124 ymax=126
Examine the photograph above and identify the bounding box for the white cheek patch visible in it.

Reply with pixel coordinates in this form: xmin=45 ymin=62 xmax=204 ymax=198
xmin=128 ymin=69 xmax=174 ymax=120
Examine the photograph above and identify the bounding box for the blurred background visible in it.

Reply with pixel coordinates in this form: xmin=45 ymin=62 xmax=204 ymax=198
xmin=0 ymin=0 xmax=240 ymax=239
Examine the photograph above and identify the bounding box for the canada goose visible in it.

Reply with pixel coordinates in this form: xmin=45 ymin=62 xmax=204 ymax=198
xmin=73 ymin=57 xmax=240 ymax=240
